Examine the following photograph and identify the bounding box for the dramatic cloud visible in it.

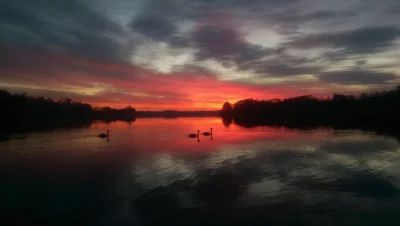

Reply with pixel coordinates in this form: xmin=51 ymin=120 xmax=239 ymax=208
xmin=192 ymin=24 xmax=271 ymax=67
xmin=318 ymin=70 xmax=398 ymax=85
xmin=1 ymin=46 xmax=303 ymax=110
xmin=286 ymin=26 xmax=400 ymax=54
xmin=1 ymin=0 xmax=400 ymax=109
xmin=256 ymin=64 xmax=322 ymax=77
xmin=388 ymin=7 xmax=400 ymax=14
xmin=129 ymin=16 xmax=176 ymax=41
xmin=194 ymin=25 xmax=243 ymax=61
xmin=0 ymin=0 xmax=127 ymax=63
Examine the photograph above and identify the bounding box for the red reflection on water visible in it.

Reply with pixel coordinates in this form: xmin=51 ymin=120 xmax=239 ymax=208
xmin=89 ymin=118 xmax=332 ymax=154
xmin=1 ymin=118 xmax=333 ymax=178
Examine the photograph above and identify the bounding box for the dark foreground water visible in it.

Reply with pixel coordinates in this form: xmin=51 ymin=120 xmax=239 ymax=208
xmin=1 ymin=118 xmax=400 ymax=226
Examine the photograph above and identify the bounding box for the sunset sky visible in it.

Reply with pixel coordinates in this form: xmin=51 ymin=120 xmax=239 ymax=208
xmin=1 ymin=0 xmax=399 ymax=110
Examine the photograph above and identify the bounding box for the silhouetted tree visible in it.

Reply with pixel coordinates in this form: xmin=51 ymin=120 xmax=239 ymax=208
xmin=228 ymin=86 xmax=400 ymax=130
xmin=222 ymin=117 xmax=233 ymax=127
xmin=0 ymin=89 xmax=136 ymax=133
xmin=220 ymin=101 xmax=233 ymax=117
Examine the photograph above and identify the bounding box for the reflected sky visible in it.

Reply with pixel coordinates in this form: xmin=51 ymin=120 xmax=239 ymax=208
xmin=1 ymin=118 xmax=400 ymax=225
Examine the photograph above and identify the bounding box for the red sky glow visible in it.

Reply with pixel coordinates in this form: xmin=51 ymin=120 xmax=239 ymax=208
xmin=1 ymin=0 xmax=399 ymax=110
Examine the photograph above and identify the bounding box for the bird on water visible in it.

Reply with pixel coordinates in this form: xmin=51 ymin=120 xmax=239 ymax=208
xmin=188 ymin=130 xmax=200 ymax=138
xmin=98 ymin=129 xmax=110 ymax=138
xmin=203 ymin=128 xmax=213 ymax=136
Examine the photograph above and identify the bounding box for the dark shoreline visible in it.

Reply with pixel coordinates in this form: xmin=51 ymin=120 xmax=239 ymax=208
xmin=2 ymin=86 xmax=399 ymax=141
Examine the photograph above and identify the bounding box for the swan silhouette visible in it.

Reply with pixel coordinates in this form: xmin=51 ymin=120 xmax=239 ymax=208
xmin=188 ymin=130 xmax=200 ymax=138
xmin=98 ymin=129 xmax=110 ymax=138
xmin=203 ymin=128 xmax=213 ymax=136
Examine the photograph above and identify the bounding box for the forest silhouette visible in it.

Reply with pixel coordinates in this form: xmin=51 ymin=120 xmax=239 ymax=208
xmin=220 ymin=86 xmax=400 ymax=133
xmin=0 ymin=89 xmax=136 ymax=133
xmin=1 ymin=86 xmax=400 ymax=134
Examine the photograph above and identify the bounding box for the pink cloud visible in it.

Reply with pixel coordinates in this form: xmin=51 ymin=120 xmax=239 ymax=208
xmin=0 ymin=45 xmax=321 ymax=110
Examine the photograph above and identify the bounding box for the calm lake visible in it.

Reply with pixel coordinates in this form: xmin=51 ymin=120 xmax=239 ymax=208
xmin=1 ymin=117 xmax=400 ymax=226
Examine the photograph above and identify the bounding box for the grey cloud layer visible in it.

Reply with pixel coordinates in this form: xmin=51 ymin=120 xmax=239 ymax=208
xmin=1 ymin=0 xmax=399 ymax=88
xmin=0 ymin=0 xmax=127 ymax=63
xmin=129 ymin=16 xmax=177 ymax=41
xmin=286 ymin=26 xmax=400 ymax=54
xmin=319 ymin=70 xmax=397 ymax=85
xmin=128 ymin=0 xmax=400 ymax=85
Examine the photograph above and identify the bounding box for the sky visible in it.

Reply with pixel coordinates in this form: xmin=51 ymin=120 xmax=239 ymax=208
xmin=0 ymin=0 xmax=399 ymax=110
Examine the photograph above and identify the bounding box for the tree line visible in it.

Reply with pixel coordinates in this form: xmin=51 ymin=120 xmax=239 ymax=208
xmin=0 ymin=89 xmax=136 ymax=132
xmin=220 ymin=86 xmax=400 ymax=130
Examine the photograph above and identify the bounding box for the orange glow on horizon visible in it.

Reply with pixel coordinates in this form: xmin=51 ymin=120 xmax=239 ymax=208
xmin=0 ymin=46 xmax=315 ymax=111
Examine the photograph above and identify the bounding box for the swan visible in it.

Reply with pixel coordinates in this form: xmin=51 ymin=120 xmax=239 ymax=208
xmin=98 ymin=129 xmax=110 ymax=138
xmin=188 ymin=130 xmax=200 ymax=138
xmin=203 ymin=128 xmax=213 ymax=136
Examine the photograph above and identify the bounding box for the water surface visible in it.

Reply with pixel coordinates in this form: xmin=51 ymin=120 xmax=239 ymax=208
xmin=1 ymin=118 xmax=400 ymax=225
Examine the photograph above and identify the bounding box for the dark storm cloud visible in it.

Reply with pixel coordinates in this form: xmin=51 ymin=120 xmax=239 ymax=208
xmin=129 ymin=16 xmax=176 ymax=41
xmin=192 ymin=25 xmax=273 ymax=68
xmin=0 ymin=0 xmax=122 ymax=35
xmin=192 ymin=0 xmax=300 ymax=13
xmin=286 ymin=26 xmax=400 ymax=54
xmin=137 ymin=0 xmax=186 ymax=18
xmin=235 ymin=48 xmax=323 ymax=77
xmin=193 ymin=25 xmax=243 ymax=61
xmin=355 ymin=59 xmax=367 ymax=66
xmin=296 ymin=10 xmax=352 ymax=21
xmin=129 ymin=0 xmax=301 ymax=46
xmin=0 ymin=45 xmax=137 ymax=87
xmin=128 ymin=0 xmax=400 ymax=79
xmin=318 ymin=70 xmax=397 ymax=85
xmin=233 ymin=44 xmax=270 ymax=65
xmin=388 ymin=7 xmax=400 ymax=14
xmin=171 ymin=64 xmax=217 ymax=78
xmin=128 ymin=0 xmax=354 ymax=77
xmin=255 ymin=64 xmax=322 ymax=77
xmin=138 ymin=0 xmax=299 ymax=17
xmin=0 ymin=0 xmax=126 ymax=63
xmin=266 ymin=9 xmax=354 ymax=33
xmin=2 ymin=0 xmax=400 ymax=94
